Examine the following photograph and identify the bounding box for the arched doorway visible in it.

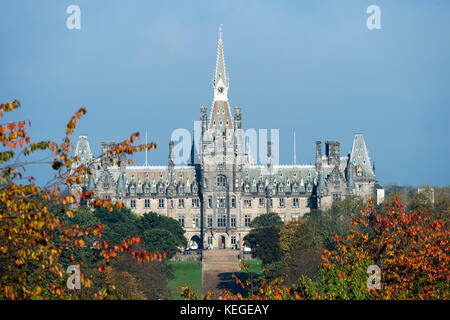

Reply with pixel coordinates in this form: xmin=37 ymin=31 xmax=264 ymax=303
xmin=219 ymin=235 xmax=226 ymax=249
xmin=190 ymin=235 xmax=201 ymax=250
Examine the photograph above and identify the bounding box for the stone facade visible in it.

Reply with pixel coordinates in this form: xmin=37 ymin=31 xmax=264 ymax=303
xmin=71 ymin=29 xmax=376 ymax=250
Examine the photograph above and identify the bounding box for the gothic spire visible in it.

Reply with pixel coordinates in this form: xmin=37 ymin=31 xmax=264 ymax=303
xmin=213 ymin=24 xmax=228 ymax=90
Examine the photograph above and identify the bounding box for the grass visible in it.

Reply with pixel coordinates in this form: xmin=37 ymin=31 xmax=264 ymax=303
xmin=237 ymin=259 xmax=263 ymax=297
xmin=167 ymin=260 xmax=202 ymax=300
xmin=242 ymin=259 xmax=263 ymax=275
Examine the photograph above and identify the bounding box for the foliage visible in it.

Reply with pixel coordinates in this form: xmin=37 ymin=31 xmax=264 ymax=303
xmin=94 ymin=207 xmax=140 ymax=246
xmin=142 ymin=228 xmax=180 ymax=257
xmin=297 ymin=198 xmax=449 ymax=299
xmin=0 ymin=100 xmax=160 ymax=299
xmin=243 ymin=225 xmax=282 ymax=265
xmin=305 ymin=196 xmax=365 ymax=251
xmin=250 ymin=212 xmax=284 ymax=228
xmin=115 ymin=254 xmax=170 ymax=300
xmin=139 ymin=212 xmax=187 ymax=249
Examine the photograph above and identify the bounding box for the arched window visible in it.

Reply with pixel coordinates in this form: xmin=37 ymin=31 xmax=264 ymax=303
xmin=217 ymin=175 xmax=227 ymax=187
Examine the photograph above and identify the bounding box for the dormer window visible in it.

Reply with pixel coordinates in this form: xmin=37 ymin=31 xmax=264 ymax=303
xmin=131 ymin=174 xmax=135 ymax=181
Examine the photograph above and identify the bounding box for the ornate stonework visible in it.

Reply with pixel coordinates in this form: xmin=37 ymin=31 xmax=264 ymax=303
xmin=72 ymin=28 xmax=376 ymax=250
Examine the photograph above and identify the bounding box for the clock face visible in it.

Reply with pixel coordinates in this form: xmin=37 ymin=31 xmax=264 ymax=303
xmin=218 ymin=87 xmax=224 ymax=93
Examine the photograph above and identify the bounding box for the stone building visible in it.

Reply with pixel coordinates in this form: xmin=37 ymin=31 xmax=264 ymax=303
xmin=71 ymin=29 xmax=376 ymax=250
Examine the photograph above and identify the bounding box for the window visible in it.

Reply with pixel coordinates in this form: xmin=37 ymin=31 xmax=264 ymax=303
xmin=258 ymin=185 xmax=264 ymax=193
xmin=170 ymin=199 xmax=174 ymax=209
xmin=230 ymin=215 xmax=236 ymax=227
xmin=158 ymin=199 xmax=164 ymax=208
xmin=178 ymin=199 xmax=184 ymax=208
xmin=130 ymin=186 xmax=136 ymax=194
xmin=269 ymin=198 xmax=273 ymax=208
xmin=279 ymin=198 xmax=285 ymax=208
xmin=231 ymin=235 xmax=236 ymax=245
xmin=144 ymin=187 xmax=150 ymax=194
xmin=217 ymin=215 xmax=226 ymax=228
xmin=280 ymin=215 xmax=285 ymax=223
xmin=334 ymin=180 xmax=340 ymax=188
xmin=217 ymin=163 xmax=225 ymax=170
xmin=357 ymin=166 xmax=363 ymax=177
xmin=243 ymin=199 xmax=252 ymax=208
xmin=217 ymin=175 xmax=227 ymax=186
xmin=207 ymin=215 xmax=213 ymax=228
xmin=131 ymin=174 xmax=135 ymax=181
xmin=103 ymin=182 xmax=109 ymax=189
xmin=244 ymin=215 xmax=251 ymax=227
xmin=208 ymin=236 xmax=213 ymax=245
xmin=244 ymin=185 xmax=250 ymax=193
xmin=231 ymin=196 xmax=236 ymax=208
xmin=192 ymin=215 xmax=199 ymax=228
xmin=333 ymin=193 xmax=342 ymax=202
xmin=178 ymin=215 xmax=185 ymax=228
xmin=292 ymin=214 xmax=299 ymax=220
xmin=144 ymin=199 xmax=150 ymax=208
xmin=145 ymin=173 xmax=149 ymax=180
xmin=258 ymin=198 xmax=265 ymax=208
xmin=293 ymin=198 xmax=299 ymax=208
xmin=192 ymin=198 xmax=199 ymax=208
xmin=208 ymin=196 xmax=212 ymax=208
xmin=358 ymin=185 xmax=362 ymax=192
xmin=130 ymin=199 xmax=136 ymax=208
xmin=217 ymin=197 xmax=226 ymax=208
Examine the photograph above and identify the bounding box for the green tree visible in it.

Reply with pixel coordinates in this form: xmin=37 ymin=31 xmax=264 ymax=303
xmin=244 ymin=225 xmax=282 ymax=265
xmin=139 ymin=212 xmax=187 ymax=248
xmin=94 ymin=207 xmax=140 ymax=246
xmin=142 ymin=228 xmax=180 ymax=257
xmin=250 ymin=212 xmax=284 ymax=228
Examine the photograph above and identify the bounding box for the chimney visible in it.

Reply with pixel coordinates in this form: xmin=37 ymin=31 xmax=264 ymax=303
xmin=200 ymin=106 xmax=207 ymax=133
xmin=168 ymin=141 xmax=175 ymax=170
xmin=325 ymin=141 xmax=340 ymax=167
xmin=234 ymin=106 xmax=242 ymax=129
xmin=315 ymin=141 xmax=322 ymax=171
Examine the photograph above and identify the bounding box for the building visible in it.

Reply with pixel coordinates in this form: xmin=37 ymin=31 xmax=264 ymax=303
xmin=71 ymin=28 xmax=376 ymax=250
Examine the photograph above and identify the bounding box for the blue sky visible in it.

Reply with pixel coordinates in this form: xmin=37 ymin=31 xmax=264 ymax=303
xmin=0 ymin=0 xmax=449 ymax=187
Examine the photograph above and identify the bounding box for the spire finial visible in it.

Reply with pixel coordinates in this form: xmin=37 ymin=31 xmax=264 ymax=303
xmin=144 ymin=130 xmax=149 ymax=167
xmin=219 ymin=24 xmax=223 ymax=39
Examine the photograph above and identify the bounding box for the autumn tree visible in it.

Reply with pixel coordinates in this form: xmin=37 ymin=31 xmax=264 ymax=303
xmin=0 ymin=100 xmax=161 ymax=299
xmin=296 ymin=198 xmax=449 ymax=300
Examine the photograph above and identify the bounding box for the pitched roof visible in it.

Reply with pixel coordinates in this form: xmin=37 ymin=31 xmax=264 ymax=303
xmin=349 ymin=133 xmax=375 ymax=178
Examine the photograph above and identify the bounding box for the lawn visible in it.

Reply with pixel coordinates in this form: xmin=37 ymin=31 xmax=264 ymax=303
xmin=242 ymin=259 xmax=263 ymax=275
xmin=167 ymin=260 xmax=202 ymax=300
xmin=237 ymin=259 xmax=263 ymax=297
